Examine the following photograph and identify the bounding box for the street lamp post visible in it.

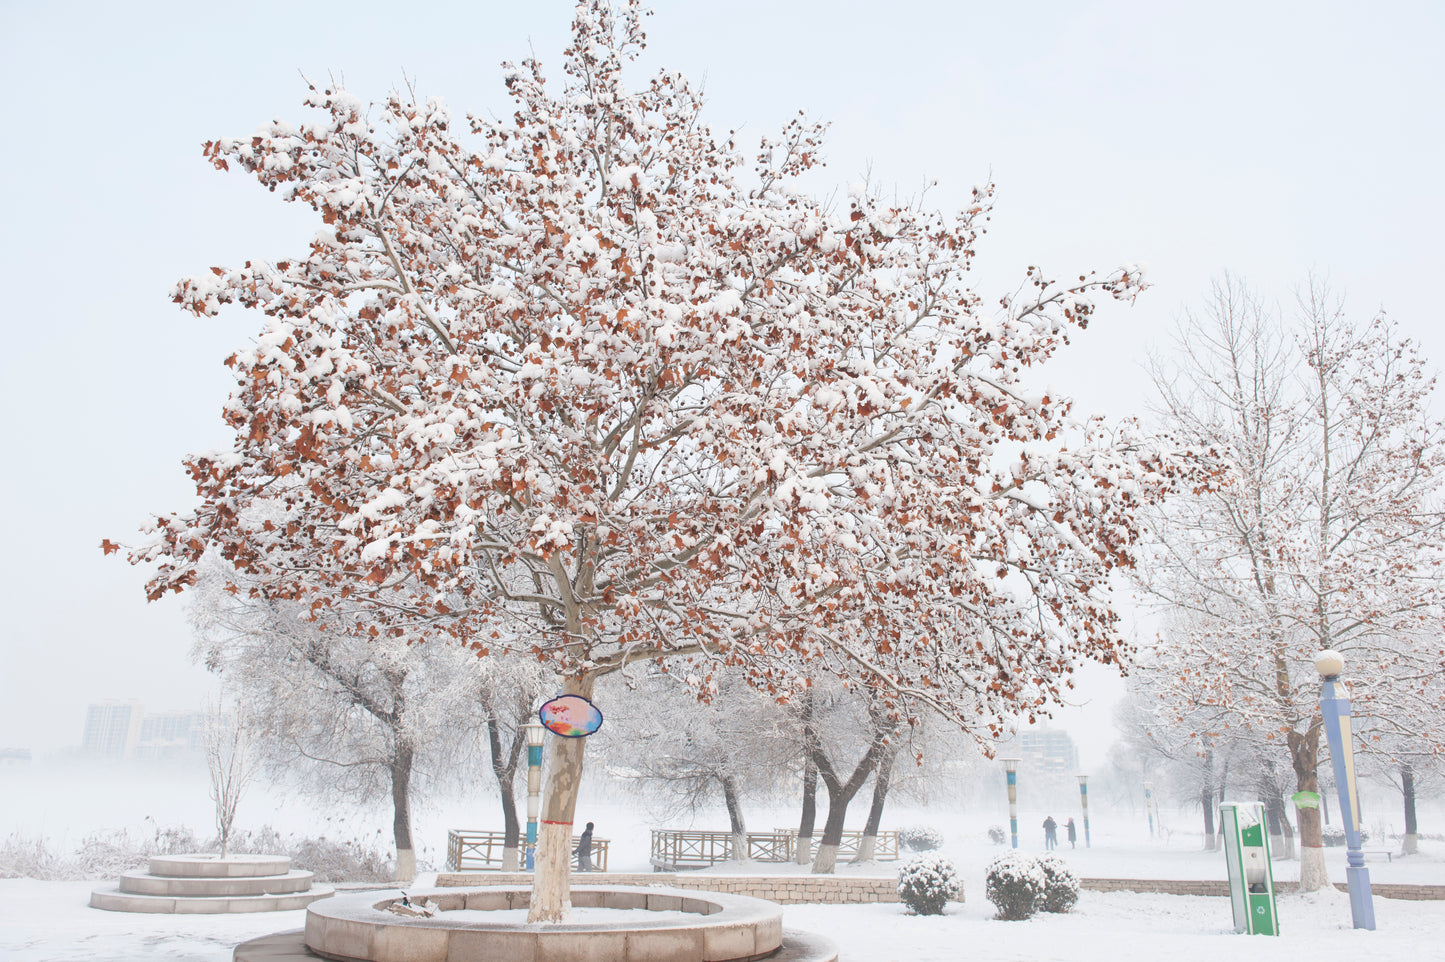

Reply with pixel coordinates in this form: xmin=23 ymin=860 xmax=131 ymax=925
xmin=1316 ymin=650 xmax=1377 ymax=930
xmin=1144 ymin=781 xmax=1155 ymax=838
xmin=1078 ymin=775 xmax=1091 ymax=848
xmin=524 ymin=718 xmax=545 ymax=871
xmin=1003 ymin=758 xmax=1020 ymax=849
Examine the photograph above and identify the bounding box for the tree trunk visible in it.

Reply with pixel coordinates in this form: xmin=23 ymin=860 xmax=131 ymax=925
xmin=528 ymin=673 xmax=593 ymax=923
xmin=486 ymin=706 xmax=526 ymax=872
xmin=722 ymin=774 xmax=747 ymax=860
xmin=852 ymin=745 xmax=897 ymax=863
xmin=811 ymin=781 xmax=849 ymax=875
xmin=1201 ymin=787 xmax=1217 ymax=851
xmin=1289 ymin=724 xmax=1328 ymax=890
xmin=1402 ymin=765 xmax=1419 ymax=855
xmin=809 ymin=718 xmax=893 ymax=875
xmin=391 ymin=741 xmax=416 ymax=882
xmin=795 ymin=757 xmax=817 ymax=865
xmin=1264 ymin=792 xmax=1295 ymax=859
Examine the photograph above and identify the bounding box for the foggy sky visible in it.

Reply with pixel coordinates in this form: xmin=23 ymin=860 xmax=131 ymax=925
xmin=2 ymin=0 xmax=1441 ymax=766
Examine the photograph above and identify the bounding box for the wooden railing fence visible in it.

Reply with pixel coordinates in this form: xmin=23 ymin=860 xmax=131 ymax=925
xmin=446 ymin=829 xmax=609 ymax=872
xmin=649 ymin=829 xmax=898 ymax=869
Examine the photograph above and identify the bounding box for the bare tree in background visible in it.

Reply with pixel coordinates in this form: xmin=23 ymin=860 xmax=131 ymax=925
xmin=1137 ymin=275 xmax=1445 ymax=889
xmin=190 ymin=560 xmax=471 ymax=882
xmin=204 ymin=697 xmax=257 ymax=859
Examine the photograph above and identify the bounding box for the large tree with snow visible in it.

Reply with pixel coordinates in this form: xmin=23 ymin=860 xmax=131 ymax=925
xmin=1136 ymin=276 xmax=1445 ymax=889
xmin=114 ymin=0 xmax=1195 ymax=919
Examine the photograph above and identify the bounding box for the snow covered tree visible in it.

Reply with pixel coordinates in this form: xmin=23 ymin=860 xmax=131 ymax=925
xmin=1136 ymin=275 xmax=1445 ymax=889
xmin=189 ymin=563 xmax=467 ymax=882
xmin=795 ymin=678 xmax=903 ymax=873
xmin=441 ymin=647 xmax=553 ymax=870
xmin=598 ymin=665 xmax=790 ymax=860
xmin=203 ymin=697 xmax=256 ymax=860
xmin=1112 ymin=687 xmax=1237 ymax=850
xmin=114 ymin=0 xmax=1197 ymax=919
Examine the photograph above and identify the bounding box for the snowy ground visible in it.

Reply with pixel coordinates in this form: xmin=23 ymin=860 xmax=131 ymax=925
xmin=4 ymin=762 xmax=1444 ymax=960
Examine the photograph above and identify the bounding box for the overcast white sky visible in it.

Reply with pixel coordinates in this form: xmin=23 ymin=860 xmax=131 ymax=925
xmin=1 ymin=1 xmax=1441 ymax=765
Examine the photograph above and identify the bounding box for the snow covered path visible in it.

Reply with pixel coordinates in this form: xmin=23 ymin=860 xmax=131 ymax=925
xmin=5 ymin=877 xmax=1445 ymax=962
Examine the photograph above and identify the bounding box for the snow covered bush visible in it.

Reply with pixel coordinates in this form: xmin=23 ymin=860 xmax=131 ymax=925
xmin=898 ymin=825 xmax=945 ymax=852
xmin=987 ymin=825 xmax=1007 ymax=846
xmin=1321 ymin=827 xmax=1369 ymax=847
xmin=985 ymin=853 xmax=1046 ymax=920
xmin=897 ymin=855 xmax=961 ymax=915
xmin=1037 ymin=854 xmax=1079 ymax=913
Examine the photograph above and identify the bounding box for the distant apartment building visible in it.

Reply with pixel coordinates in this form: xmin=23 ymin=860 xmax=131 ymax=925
xmin=1017 ymin=728 xmax=1080 ymax=775
xmin=81 ymin=702 xmax=209 ymax=761
xmin=136 ymin=710 xmax=208 ymax=760
xmin=82 ymin=700 xmax=145 ymax=759
xmin=0 ymin=747 xmax=31 ymax=767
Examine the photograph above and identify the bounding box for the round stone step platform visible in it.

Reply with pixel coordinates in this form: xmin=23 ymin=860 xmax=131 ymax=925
xmin=91 ymin=853 xmax=333 ymax=915
xmin=150 ymin=854 xmax=292 ymax=878
xmin=90 ymin=885 xmax=335 ymax=914
xmin=234 ymin=927 xmax=838 ymax=962
xmin=120 ymin=868 xmax=317 ymax=897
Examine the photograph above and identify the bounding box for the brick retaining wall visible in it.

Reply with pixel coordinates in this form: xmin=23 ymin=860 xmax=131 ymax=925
xmin=436 ymin=872 xmax=1445 ymax=903
xmin=434 ymin=872 xmax=902 ymax=904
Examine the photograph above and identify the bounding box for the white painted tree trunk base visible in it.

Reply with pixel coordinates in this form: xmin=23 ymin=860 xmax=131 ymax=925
xmin=394 ymin=849 xmax=416 ymax=884
xmin=850 ymin=837 xmax=876 ymax=863
xmin=1404 ymin=834 xmax=1419 ymax=855
xmin=794 ymin=837 xmax=813 ymax=866
xmin=502 ymin=847 xmax=520 ymax=872
xmin=528 ymin=821 xmax=574 ymax=923
xmin=811 ymin=843 xmax=838 ymax=875
xmin=1298 ymin=845 xmax=1329 ymax=891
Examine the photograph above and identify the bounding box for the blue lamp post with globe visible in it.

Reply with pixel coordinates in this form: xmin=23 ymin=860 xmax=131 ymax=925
xmin=1315 ymin=649 xmax=1376 ymax=931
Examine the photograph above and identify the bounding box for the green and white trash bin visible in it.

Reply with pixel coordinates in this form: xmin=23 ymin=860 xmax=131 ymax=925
xmin=1220 ymin=802 xmax=1279 ymax=935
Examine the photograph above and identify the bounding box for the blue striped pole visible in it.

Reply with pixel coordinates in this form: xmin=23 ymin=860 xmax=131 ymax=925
xmin=1078 ymin=775 xmax=1091 ymax=848
xmin=525 ymin=720 xmax=544 ymax=871
xmin=1004 ymin=759 xmax=1020 ymax=849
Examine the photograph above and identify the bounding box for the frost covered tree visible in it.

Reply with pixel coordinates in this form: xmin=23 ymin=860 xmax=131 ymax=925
xmin=1112 ymin=688 xmax=1237 ymax=850
xmin=795 ymin=678 xmax=903 ymax=873
xmin=189 ymin=564 xmax=467 ymax=882
xmin=599 ymin=665 xmax=789 ymax=860
xmin=1136 ymin=276 xmax=1445 ymax=889
xmin=470 ymin=658 xmax=553 ymax=872
xmin=203 ymin=697 xmax=256 ymax=860
xmin=113 ymin=0 xmax=1197 ymax=919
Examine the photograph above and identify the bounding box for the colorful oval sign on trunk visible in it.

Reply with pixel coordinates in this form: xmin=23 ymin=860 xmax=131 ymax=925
xmin=539 ymin=695 xmax=604 ymax=737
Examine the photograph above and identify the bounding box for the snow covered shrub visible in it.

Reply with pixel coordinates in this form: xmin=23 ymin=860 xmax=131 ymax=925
xmin=897 ymin=855 xmax=961 ymax=915
xmin=1321 ymin=827 xmax=1369 ymax=847
xmin=986 ymin=825 xmax=1007 ymax=846
xmin=1037 ymin=854 xmax=1079 ymax=913
xmin=898 ymin=825 xmax=945 ymax=852
xmin=985 ymin=853 xmax=1046 ymax=920
xmin=0 ymin=833 xmax=72 ymax=880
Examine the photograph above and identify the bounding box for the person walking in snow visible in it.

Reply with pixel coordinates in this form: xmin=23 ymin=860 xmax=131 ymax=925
xmin=1066 ymin=817 xmax=1077 ymax=849
xmin=1043 ymin=815 xmax=1058 ymax=850
xmin=574 ymin=821 xmax=595 ymax=872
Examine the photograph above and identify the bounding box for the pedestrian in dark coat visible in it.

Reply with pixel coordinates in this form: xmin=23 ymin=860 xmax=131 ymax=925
xmin=1043 ymin=815 xmax=1058 ymax=850
xmin=1066 ymin=817 xmax=1077 ymax=848
xmin=574 ymin=821 xmax=595 ymax=871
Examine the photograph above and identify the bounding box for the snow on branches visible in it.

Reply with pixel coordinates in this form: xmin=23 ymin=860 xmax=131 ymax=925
xmin=122 ymin=0 xmax=1197 ymax=739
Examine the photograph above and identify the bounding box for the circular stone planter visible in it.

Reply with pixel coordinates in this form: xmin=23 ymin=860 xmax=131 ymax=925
xmin=304 ymin=885 xmax=785 ymax=962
